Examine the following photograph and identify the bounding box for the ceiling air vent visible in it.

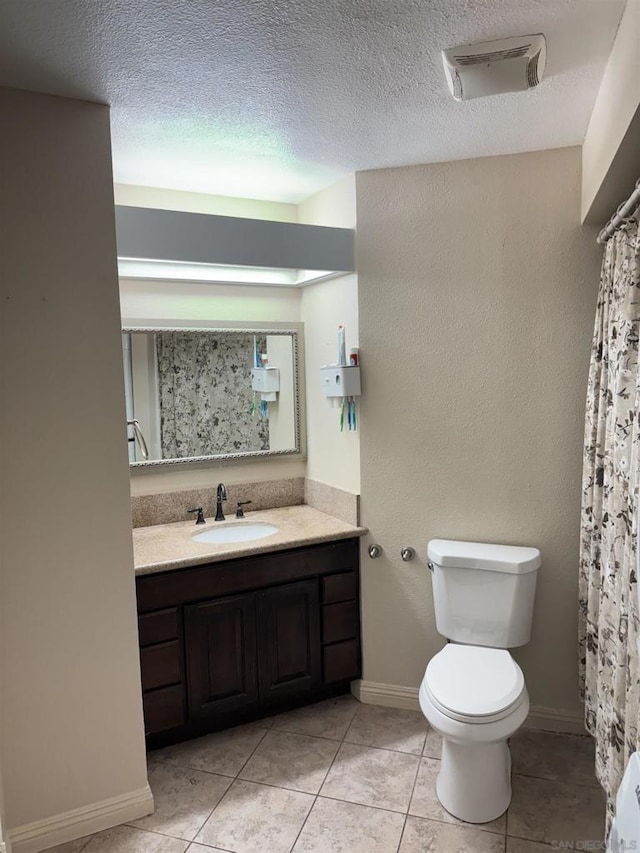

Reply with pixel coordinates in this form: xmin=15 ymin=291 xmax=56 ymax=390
xmin=442 ymin=34 xmax=546 ymax=101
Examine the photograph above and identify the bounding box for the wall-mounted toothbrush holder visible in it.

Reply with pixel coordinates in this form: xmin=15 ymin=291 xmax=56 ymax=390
xmin=320 ymin=365 xmax=361 ymax=398
xmin=251 ymin=366 xmax=280 ymax=402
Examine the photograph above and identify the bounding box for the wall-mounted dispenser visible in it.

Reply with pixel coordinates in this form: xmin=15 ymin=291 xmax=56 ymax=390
xmin=321 ymin=326 xmax=361 ymax=432
xmin=321 ymin=365 xmax=360 ymax=431
xmin=320 ymin=365 xmax=361 ymax=398
xmin=251 ymin=366 xmax=280 ymax=402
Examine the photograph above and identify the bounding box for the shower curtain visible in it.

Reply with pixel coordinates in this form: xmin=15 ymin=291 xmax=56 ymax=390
xmin=579 ymin=212 xmax=640 ymax=819
xmin=156 ymin=332 xmax=269 ymax=458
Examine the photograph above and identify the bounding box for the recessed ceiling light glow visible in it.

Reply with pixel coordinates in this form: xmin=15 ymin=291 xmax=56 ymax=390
xmin=117 ymin=258 xmax=340 ymax=287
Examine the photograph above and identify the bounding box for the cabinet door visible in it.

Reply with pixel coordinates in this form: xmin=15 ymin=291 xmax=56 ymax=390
xmin=185 ymin=594 xmax=258 ymax=719
xmin=257 ymin=579 xmax=321 ymax=702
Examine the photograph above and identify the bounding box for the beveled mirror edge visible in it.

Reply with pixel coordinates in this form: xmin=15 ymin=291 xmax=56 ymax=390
xmin=122 ymin=320 xmax=306 ymax=469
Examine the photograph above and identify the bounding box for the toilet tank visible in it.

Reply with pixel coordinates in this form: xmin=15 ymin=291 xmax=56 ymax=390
xmin=427 ymin=539 xmax=541 ymax=648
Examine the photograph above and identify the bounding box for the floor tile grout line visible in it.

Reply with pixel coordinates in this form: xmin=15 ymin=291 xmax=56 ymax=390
xmin=510 ymin=769 xmax=601 ymax=790
xmin=189 ymin=726 xmax=273 ymax=847
xmin=236 ymin=736 xmax=342 ymax=794
xmin=233 ymin=726 xmax=271 ymax=779
xmin=189 ymin=782 xmax=233 ymax=849
xmin=506 ymin=828 xmax=603 ymax=846
xmin=149 ymin=756 xmax=238 ymax=780
xmin=340 ymin=703 xmax=361 ymax=745
xmin=396 ymin=815 xmax=409 ymax=853
xmin=395 ymin=742 xmax=425 ymax=853
xmin=174 ymin=727 xmax=271 ymax=849
xmin=504 ymin=779 xmax=510 ymax=839
xmin=317 ymin=791 xmax=414 ymax=817
xmin=287 ymin=729 xmax=347 ymax=853
xmin=275 ymin=728 xmax=428 ymax=756
xmin=121 ymin=822 xmax=211 ymax=845
xmin=402 ymin=799 xmax=507 ymax=836
xmin=288 ymin=792 xmax=319 ymax=852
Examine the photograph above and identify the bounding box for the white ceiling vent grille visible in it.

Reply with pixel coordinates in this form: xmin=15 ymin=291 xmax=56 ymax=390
xmin=442 ymin=34 xmax=546 ymax=101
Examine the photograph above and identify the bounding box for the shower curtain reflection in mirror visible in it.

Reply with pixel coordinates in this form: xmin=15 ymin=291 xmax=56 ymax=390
xmin=122 ymin=329 xmax=298 ymax=464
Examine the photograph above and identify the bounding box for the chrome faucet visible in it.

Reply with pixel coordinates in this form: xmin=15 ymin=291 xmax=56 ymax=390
xmin=215 ymin=483 xmax=227 ymax=521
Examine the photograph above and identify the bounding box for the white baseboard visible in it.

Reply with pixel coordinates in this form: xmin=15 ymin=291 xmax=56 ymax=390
xmin=352 ymin=679 xmax=421 ymax=711
xmin=351 ymin=680 xmax=587 ymax=735
xmin=8 ymin=786 xmax=153 ymax=853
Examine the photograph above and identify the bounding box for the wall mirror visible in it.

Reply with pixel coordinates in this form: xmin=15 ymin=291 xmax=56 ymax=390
xmin=122 ymin=325 xmax=303 ymax=466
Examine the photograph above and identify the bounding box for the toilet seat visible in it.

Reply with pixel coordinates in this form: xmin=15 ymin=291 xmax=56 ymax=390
xmin=424 ymin=644 xmax=525 ymax=724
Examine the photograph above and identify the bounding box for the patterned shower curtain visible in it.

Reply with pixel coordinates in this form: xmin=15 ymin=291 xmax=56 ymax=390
xmin=156 ymin=332 xmax=269 ymax=458
xmin=579 ymin=212 xmax=640 ymax=820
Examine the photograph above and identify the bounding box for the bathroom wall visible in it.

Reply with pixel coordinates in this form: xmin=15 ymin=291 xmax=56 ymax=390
xmin=115 ymin=182 xmax=298 ymax=222
xmin=356 ymin=147 xmax=602 ymax=727
xmin=0 ymin=88 xmax=149 ymax=844
xmin=299 ymin=176 xmax=360 ymax=494
xmin=581 ymin=0 xmax=640 ymax=223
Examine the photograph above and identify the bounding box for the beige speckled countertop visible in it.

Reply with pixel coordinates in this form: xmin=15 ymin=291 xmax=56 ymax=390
xmin=133 ymin=505 xmax=367 ymax=575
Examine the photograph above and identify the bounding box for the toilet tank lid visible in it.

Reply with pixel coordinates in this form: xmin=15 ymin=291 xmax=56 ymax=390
xmin=427 ymin=539 xmax=541 ymax=574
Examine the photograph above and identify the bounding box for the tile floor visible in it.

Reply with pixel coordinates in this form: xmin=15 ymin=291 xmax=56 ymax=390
xmin=46 ymin=695 xmax=605 ymax=853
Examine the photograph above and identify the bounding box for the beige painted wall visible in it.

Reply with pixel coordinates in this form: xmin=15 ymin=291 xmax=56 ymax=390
xmin=0 ymin=89 xmax=149 ymax=833
xmin=114 ymin=183 xmax=297 ymax=222
xmin=356 ymin=147 xmax=602 ymax=719
xmin=298 ymin=175 xmax=357 ymax=230
xmin=299 ymin=176 xmax=360 ymax=494
xmin=582 ymin=0 xmax=640 ymax=223
xmin=300 ymin=275 xmax=360 ymax=493
xmin=120 ymin=278 xmax=301 ymax=324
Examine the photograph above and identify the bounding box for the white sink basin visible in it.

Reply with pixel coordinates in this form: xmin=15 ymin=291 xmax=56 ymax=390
xmin=192 ymin=522 xmax=279 ymax=544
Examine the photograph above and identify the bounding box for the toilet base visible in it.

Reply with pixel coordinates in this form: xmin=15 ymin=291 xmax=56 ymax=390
xmin=436 ymin=738 xmax=511 ymax=824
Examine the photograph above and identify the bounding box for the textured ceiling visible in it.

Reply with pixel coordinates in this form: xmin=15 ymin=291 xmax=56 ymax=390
xmin=0 ymin=0 xmax=625 ymax=202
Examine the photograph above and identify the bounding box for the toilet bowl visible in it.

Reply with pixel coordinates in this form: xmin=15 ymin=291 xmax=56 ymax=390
xmin=420 ymin=643 xmax=530 ymax=823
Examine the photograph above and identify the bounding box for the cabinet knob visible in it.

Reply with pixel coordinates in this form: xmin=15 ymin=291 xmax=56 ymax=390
xmin=368 ymin=544 xmax=382 ymax=559
xmin=401 ymin=547 xmax=415 ymax=562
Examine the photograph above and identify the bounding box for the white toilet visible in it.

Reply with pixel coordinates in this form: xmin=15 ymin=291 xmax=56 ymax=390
xmin=419 ymin=539 xmax=541 ymax=824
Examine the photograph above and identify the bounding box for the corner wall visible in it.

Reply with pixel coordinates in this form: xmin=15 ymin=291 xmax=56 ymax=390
xmin=0 ymin=88 xmax=150 ymax=846
xmin=356 ymin=147 xmax=601 ymax=723
xmin=299 ymin=176 xmax=360 ymax=494
xmin=582 ymin=0 xmax=640 ymax=223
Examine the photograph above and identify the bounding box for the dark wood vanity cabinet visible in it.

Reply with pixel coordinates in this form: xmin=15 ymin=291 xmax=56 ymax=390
xmin=136 ymin=538 xmax=360 ymax=748
xmin=257 ymin=579 xmax=322 ymax=702
xmin=185 ymin=594 xmax=259 ymax=719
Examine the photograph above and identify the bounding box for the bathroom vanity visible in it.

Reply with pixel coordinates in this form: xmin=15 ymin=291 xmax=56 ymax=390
xmin=133 ymin=506 xmax=363 ymax=748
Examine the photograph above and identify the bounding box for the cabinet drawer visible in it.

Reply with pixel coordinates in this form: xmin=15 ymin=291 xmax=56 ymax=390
xmin=143 ymin=685 xmax=184 ymax=734
xmin=139 ymin=608 xmax=178 ymax=647
xmin=136 ymin=538 xmax=360 ymax=612
xmin=323 ymin=639 xmax=360 ymax=683
xmin=322 ymin=572 xmax=357 ymax=604
xmin=322 ymin=601 xmax=359 ymax=645
xmin=140 ymin=641 xmax=181 ymax=691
